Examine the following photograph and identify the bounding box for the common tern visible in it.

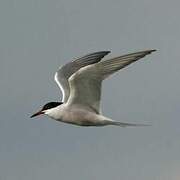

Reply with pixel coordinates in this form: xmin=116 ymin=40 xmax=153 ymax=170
xmin=31 ymin=50 xmax=156 ymax=127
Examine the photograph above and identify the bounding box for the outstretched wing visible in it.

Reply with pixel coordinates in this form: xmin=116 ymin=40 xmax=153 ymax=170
xmin=54 ymin=51 xmax=110 ymax=102
xmin=67 ymin=50 xmax=156 ymax=113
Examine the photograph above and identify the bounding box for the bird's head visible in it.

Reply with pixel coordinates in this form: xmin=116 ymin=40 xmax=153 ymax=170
xmin=30 ymin=102 xmax=63 ymax=118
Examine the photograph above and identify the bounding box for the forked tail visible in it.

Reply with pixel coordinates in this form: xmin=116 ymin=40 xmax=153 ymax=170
xmin=106 ymin=120 xmax=151 ymax=127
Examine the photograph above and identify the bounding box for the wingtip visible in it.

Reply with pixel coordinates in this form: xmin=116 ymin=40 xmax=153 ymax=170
xmin=148 ymin=49 xmax=157 ymax=53
xmin=151 ymin=49 xmax=157 ymax=52
xmin=98 ymin=51 xmax=111 ymax=55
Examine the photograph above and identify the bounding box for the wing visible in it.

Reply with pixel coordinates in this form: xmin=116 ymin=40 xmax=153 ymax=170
xmin=54 ymin=51 xmax=110 ymax=102
xmin=67 ymin=50 xmax=156 ymax=113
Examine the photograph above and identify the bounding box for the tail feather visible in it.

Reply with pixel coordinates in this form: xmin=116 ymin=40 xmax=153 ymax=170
xmin=107 ymin=120 xmax=151 ymax=127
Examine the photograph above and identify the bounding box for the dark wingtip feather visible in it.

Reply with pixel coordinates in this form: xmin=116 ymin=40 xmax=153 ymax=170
xmin=102 ymin=50 xmax=111 ymax=54
xmin=146 ymin=49 xmax=157 ymax=54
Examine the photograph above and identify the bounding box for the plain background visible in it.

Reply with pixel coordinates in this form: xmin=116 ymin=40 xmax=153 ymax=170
xmin=1 ymin=0 xmax=180 ymax=179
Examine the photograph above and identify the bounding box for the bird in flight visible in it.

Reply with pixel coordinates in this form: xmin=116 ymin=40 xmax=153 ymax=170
xmin=31 ymin=50 xmax=156 ymax=127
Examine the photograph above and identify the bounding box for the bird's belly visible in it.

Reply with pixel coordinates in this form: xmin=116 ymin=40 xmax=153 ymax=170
xmin=58 ymin=108 xmax=104 ymax=126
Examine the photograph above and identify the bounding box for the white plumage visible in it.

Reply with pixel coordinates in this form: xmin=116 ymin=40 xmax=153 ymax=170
xmin=31 ymin=50 xmax=156 ymax=127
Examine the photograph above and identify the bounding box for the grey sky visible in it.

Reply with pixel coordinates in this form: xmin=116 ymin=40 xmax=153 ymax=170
xmin=0 ymin=0 xmax=180 ymax=179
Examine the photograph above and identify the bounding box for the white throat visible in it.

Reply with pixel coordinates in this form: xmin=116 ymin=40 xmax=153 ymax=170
xmin=44 ymin=106 xmax=62 ymax=120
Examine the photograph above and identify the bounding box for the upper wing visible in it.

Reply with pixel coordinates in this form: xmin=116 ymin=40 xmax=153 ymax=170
xmin=67 ymin=50 xmax=156 ymax=113
xmin=98 ymin=49 xmax=156 ymax=79
xmin=54 ymin=51 xmax=110 ymax=102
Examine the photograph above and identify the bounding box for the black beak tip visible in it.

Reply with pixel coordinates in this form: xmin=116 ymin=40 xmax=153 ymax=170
xmin=30 ymin=114 xmax=35 ymax=118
